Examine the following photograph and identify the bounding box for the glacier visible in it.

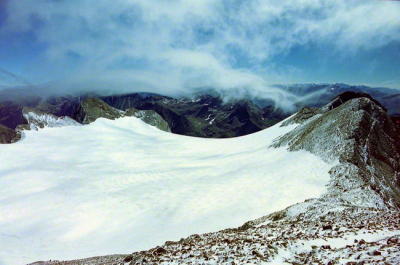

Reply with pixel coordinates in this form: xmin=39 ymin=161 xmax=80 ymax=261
xmin=0 ymin=116 xmax=334 ymax=265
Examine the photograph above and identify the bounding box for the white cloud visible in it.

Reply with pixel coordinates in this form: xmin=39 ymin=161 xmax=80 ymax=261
xmin=2 ymin=0 xmax=400 ymax=103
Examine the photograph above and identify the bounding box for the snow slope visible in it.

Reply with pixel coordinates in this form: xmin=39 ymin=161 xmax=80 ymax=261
xmin=0 ymin=116 xmax=334 ymax=265
xmin=23 ymin=111 xmax=80 ymax=130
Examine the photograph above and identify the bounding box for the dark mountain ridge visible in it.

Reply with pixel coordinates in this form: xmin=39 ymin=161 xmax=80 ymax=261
xmin=0 ymin=83 xmax=399 ymax=143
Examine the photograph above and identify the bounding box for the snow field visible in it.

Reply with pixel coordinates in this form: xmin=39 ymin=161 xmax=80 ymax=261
xmin=0 ymin=116 xmax=334 ymax=265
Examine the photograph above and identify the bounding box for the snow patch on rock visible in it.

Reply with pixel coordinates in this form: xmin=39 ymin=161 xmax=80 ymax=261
xmin=23 ymin=110 xmax=80 ymax=130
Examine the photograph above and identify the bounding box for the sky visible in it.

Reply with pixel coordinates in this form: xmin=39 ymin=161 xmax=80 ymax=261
xmin=0 ymin=0 xmax=399 ymax=97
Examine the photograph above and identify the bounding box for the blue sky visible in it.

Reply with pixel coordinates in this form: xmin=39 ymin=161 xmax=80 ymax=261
xmin=0 ymin=0 xmax=399 ymax=96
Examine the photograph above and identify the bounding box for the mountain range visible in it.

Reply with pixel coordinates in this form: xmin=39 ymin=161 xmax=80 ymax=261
xmin=1 ymin=83 xmax=399 ymax=143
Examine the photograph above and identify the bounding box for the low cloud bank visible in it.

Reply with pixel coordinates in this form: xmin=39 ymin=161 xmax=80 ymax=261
xmin=1 ymin=0 xmax=399 ymax=110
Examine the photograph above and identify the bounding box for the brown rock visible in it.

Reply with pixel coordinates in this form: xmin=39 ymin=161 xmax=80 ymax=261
xmin=123 ymin=255 xmax=133 ymax=262
xmin=372 ymin=250 xmax=381 ymax=256
xmin=153 ymin=247 xmax=167 ymax=255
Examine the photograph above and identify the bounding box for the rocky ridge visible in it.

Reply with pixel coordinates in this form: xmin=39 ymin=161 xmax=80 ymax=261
xmin=102 ymin=93 xmax=283 ymax=138
xmin=274 ymin=95 xmax=400 ymax=210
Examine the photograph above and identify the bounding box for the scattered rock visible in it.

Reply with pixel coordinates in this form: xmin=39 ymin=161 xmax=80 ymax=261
xmin=251 ymin=250 xmax=265 ymax=260
xmin=123 ymin=255 xmax=133 ymax=262
xmin=371 ymin=250 xmax=381 ymax=256
xmin=153 ymin=247 xmax=167 ymax=255
xmin=387 ymin=237 xmax=398 ymax=244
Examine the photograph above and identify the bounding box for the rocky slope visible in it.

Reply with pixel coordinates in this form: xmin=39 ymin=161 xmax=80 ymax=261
xmin=72 ymin=97 xmax=170 ymax=132
xmin=74 ymin=98 xmax=125 ymax=124
xmin=0 ymin=98 xmax=171 ymax=143
xmin=274 ymin=92 xmax=400 ymax=209
xmin=124 ymin=108 xmax=170 ymax=132
xmin=29 ymin=93 xmax=400 ymax=265
xmin=102 ymin=93 xmax=283 ymax=138
xmin=37 ymin=209 xmax=399 ymax=265
xmin=0 ymin=124 xmax=19 ymax=143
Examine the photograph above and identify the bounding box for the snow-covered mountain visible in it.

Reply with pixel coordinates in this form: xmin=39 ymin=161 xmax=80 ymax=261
xmin=1 ymin=92 xmax=399 ymax=265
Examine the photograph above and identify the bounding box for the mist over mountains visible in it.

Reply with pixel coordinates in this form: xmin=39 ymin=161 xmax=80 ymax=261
xmin=1 ymin=82 xmax=399 ymax=141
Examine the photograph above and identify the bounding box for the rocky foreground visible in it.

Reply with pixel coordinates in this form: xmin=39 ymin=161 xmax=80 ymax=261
xmin=31 ymin=208 xmax=399 ymax=265
xmin=29 ymin=93 xmax=400 ymax=265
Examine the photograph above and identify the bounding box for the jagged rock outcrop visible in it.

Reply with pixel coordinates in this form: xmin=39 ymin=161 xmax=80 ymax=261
xmin=74 ymin=98 xmax=124 ymax=124
xmin=325 ymin=91 xmax=387 ymax=112
xmin=0 ymin=124 xmax=19 ymax=143
xmin=71 ymin=98 xmax=171 ymax=131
